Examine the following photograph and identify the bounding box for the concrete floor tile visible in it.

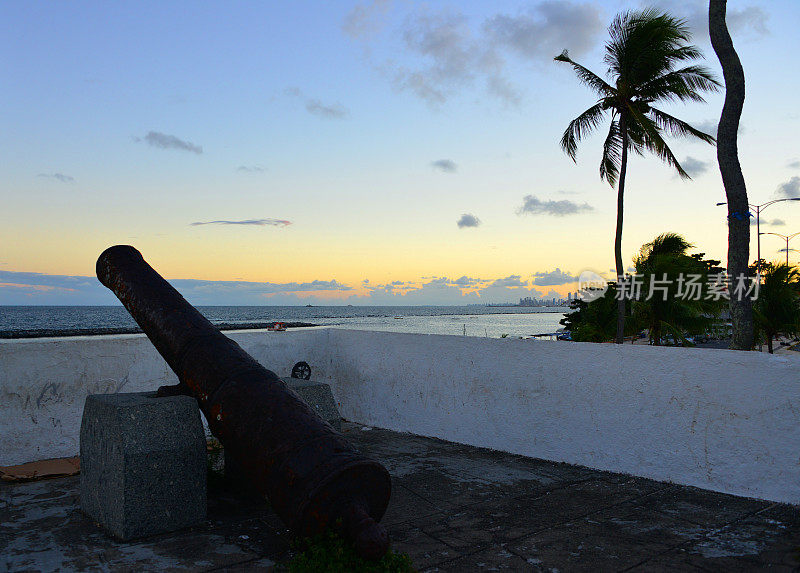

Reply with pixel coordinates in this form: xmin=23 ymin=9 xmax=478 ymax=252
xmin=434 ymin=544 xmax=544 ymax=572
xmin=637 ymin=486 xmax=770 ymax=528
xmin=3 ymin=424 xmax=798 ymax=571
xmin=389 ymin=522 xmax=462 ymax=570
xmin=101 ymin=531 xmax=261 ymax=571
xmin=585 ymin=503 xmax=709 ymax=547
xmin=380 ymin=482 xmax=441 ymax=526
xmin=509 ymin=526 xmax=672 ymax=573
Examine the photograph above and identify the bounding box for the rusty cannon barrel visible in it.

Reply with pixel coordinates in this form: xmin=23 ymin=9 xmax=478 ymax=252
xmin=96 ymin=245 xmax=391 ymax=559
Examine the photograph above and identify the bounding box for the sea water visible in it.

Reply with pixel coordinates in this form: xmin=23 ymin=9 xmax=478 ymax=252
xmin=0 ymin=305 xmax=570 ymax=339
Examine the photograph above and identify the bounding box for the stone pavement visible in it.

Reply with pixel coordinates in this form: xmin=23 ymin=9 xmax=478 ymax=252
xmin=2 ymin=422 xmax=799 ymax=571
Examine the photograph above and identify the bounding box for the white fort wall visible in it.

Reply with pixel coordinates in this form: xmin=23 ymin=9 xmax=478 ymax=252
xmin=1 ymin=328 xmax=798 ymax=504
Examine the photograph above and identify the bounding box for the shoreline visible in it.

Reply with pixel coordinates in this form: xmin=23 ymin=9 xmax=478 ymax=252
xmin=0 ymin=322 xmax=319 ymax=340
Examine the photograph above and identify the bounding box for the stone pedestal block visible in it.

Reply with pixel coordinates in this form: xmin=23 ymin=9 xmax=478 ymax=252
xmin=80 ymin=392 xmax=206 ymax=540
xmin=281 ymin=377 xmax=342 ymax=431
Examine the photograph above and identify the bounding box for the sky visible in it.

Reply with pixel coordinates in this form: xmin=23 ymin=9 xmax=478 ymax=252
xmin=2 ymin=0 xmax=799 ymax=306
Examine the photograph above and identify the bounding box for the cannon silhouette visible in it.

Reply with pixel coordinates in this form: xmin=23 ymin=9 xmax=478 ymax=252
xmin=96 ymin=245 xmax=391 ymax=559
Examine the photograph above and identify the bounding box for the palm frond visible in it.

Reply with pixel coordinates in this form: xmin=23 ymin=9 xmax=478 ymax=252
xmin=627 ymin=105 xmax=690 ymax=178
xmin=606 ymin=9 xmax=693 ymax=88
xmin=599 ymin=118 xmax=622 ymax=186
xmin=560 ymin=101 xmax=608 ymax=161
xmin=624 ymin=118 xmax=648 ymax=157
xmin=554 ymin=50 xmax=615 ymax=97
xmin=638 ymin=66 xmax=720 ymax=103
xmin=649 ymin=108 xmax=716 ymax=144
xmin=640 ymin=232 xmax=694 ymax=259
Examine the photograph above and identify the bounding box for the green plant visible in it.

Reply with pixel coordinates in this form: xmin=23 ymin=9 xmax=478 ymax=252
xmin=286 ymin=528 xmax=414 ymax=573
xmin=206 ymin=437 xmax=225 ymax=488
xmin=753 ymin=263 xmax=800 ymax=353
xmin=632 ymin=232 xmax=723 ymax=345
xmin=555 ymin=8 xmax=719 ymax=343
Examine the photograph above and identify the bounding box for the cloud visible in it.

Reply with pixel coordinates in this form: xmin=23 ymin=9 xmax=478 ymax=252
xmin=517 ymin=194 xmax=593 ymax=216
xmin=483 ymin=2 xmax=603 ymax=62
xmin=0 ymin=269 xmax=362 ymax=306
xmin=342 ymin=0 xmax=392 ymax=39
xmin=431 ymin=159 xmax=457 ymax=173
xmin=681 ymin=156 xmax=710 ymax=178
xmin=38 ymin=172 xmax=76 ymax=184
xmin=486 ymin=74 xmax=522 ymax=106
xmin=0 ymin=270 xmax=116 ymax=305
xmin=457 ymin=213 xmax=481 ymax=228
xmin=286 ymin=87 xmax=350 ymax=119
xmin=693 ymin=120 xmax=717 ymax=139
xmin=0 ymin=268 xmax=566 ymax=306
xmin=726 ymin=6 xmax=769 ymax=36
xmin=777 ymin=176 xmax=800 ymax=198
xmin=305 ymin=99 xmax=350 ymax=119
xmin=752 ymin=218 xmax=785 ymax=227
xmin=532 ymin=268 xmax=577 ymax=286
xmin=651 ymin=1 xmax=768 ymax=41
xmin=490 ymin=275 xmax=526 ymax=287
xmin=237 ymin=165 xmax=266 ymax=173
xmin=190 ymin=219 xmax=291 ymax=227
xmin=452 ymin=275 xmax=481 ymax=286
xmin=356 ymin=2 xmax=602 ymax=106
xmin=137 ymin=131 xmax=202 ymax=154
xmin=788 ymin=159 xmax=800 ymax=169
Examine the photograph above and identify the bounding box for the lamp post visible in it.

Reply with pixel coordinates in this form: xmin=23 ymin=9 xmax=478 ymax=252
xmin=716 ymin=198 xmax=800 ymax=274
xmin=759 ymin=231 xmax=800 ymax=266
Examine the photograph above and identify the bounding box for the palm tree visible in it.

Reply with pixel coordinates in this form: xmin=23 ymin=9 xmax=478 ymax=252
xmin=709 ymin=0 xmax=754 ymax=350
xmin=555 ymin=8 xmax=719 ymax=343
xmin=632 ymin=232 xmax=721 ymax=345
xmin=753 ymin=263 xmax=800 ymax=353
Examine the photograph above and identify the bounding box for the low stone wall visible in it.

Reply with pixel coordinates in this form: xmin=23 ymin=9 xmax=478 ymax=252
xmin=0 ymin=329 xmax=324 ymax=466
xmin=2 ymin=328 xmax=798 ymax=505
xmin=323 ymin=330 xmax=800 ymax=504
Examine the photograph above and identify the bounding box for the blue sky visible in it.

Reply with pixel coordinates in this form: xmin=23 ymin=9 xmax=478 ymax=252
xmin=2 ymin=0 xmax=799 ymax=305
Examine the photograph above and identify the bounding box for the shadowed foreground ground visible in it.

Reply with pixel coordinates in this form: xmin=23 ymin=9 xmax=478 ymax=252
xmin=2 ymin=422 xmax=798 ymax=571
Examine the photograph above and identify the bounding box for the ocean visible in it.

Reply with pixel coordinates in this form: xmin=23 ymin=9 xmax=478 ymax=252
xmin=0 ymin=305 xmax=570 ymax=339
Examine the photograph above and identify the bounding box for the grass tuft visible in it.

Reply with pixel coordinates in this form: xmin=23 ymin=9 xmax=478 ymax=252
xmin=286 ymin=528 xmax=414 ymax=573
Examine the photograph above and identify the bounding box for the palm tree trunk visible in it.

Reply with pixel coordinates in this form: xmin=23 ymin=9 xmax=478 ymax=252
xmin=709 ymin=0 xmax=754 ymax=350
xmin=615 ymin=114 xmax=629 ymax=344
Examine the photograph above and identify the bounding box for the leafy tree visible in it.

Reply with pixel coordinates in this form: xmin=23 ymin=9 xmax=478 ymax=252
xmin=555 ymin=8 xmax=719 ymax=344
xmin=748 ymin=259 xmax=775 ymax=277
xmin=560 ymin=284 xmax=634 ymax=343
xmin=753 ymin=263 xmax=800 ymax=353
xmin=710 ymin=0 xmax=754 ymax=350
xmin=632 ymin=233 xmax=723 ymax=345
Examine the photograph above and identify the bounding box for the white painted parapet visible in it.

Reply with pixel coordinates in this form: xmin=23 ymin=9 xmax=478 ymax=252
xmin=2 ymin=328 xmax=799 ymax=505
xmin=0 ymin=329 xmax=326 ymax=466
xmin=323 ymin=330 xmax=800 ymax=505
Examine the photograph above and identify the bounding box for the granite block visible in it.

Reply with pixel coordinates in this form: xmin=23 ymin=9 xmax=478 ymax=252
xmin=80 ymin=391 xmax=206 ymax=540
xmin=281 ymin=377 xmax=341 ymax=431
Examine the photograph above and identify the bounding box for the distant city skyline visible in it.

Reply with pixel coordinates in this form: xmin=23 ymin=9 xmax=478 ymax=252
xmin=2 ymin=0 xmax=798 ymax=305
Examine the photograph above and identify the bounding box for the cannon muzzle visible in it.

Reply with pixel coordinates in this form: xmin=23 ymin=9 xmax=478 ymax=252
xmin=96 ymin=245 xmax=391 ymax=559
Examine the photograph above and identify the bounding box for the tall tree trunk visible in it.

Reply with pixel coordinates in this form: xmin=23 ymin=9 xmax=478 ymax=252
xmin=615 ymin=114 xmax=629 ymax=344
xmin=710 ymin=0 xmax=754 ymax=350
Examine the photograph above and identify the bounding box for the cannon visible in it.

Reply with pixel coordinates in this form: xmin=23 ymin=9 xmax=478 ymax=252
xmin=96 ymin=245 xmax=391 ymax=559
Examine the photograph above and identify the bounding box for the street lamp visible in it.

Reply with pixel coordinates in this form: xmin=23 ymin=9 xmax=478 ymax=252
xmin=716 ymin=198 xmax=800 ymax=274
xmin=759 ymin=231 xmax=800 ymax=266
